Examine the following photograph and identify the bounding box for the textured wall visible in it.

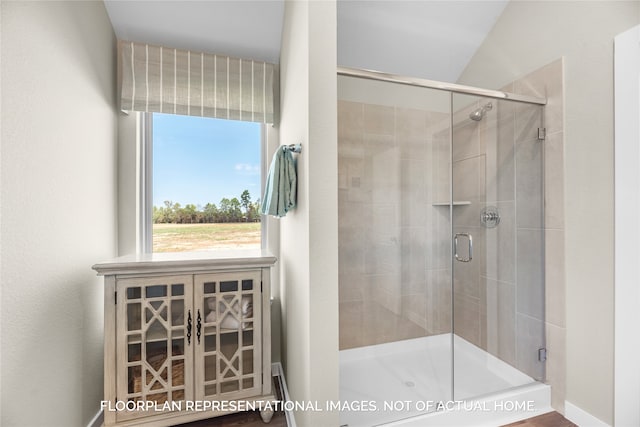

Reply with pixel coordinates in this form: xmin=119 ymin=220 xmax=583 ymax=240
xmin=279 ymin=0 xmax=339 ymax=425
xmin=1 ymin=1 xmax=117 ymax=425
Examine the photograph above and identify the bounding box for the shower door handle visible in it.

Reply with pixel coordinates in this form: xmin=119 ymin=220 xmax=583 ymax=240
xmin=454 ymin=233 xmax=473 ymax=262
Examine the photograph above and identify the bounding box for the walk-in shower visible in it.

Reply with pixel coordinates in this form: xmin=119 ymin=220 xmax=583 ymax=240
xmin=337 ymin=67 xmax=547 ymax=426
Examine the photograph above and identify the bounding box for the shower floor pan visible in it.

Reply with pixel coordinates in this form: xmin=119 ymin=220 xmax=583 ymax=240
xmin=339 ymin=334 xmax=551 ymax=427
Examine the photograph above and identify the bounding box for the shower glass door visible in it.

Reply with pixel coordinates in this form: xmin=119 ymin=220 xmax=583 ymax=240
xmin=451 ymin=94 xmax=546 ymax=401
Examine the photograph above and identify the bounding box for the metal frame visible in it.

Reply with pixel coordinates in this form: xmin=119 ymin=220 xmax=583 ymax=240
xmin=337 ymin=66 xmax=547 ymax=106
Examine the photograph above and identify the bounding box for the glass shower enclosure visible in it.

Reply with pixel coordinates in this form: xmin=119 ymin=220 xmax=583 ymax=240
xmin=337 ymin=69 xmax=546 ymax=427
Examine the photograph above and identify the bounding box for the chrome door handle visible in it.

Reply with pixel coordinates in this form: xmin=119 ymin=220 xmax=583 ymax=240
xmin=454 ymin=233 xmax=473 ymax=262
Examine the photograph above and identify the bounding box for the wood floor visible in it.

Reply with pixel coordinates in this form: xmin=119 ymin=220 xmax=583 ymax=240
xmin=174 ymin=409 xmax=287 ymax=427
xmin=176 ymin=409 xmax=573 ymax=427
xmin=502 ymin=411 xmax=577 ymax=427
xmin=174 ymin=375 xmax=287 ymax=427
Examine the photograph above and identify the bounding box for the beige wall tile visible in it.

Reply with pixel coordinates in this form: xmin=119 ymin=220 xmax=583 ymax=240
xmin=516 ymin=313 xmax=545 ymax=380
xmin=454 ymin=291 xmax=481 ymax=347
xmin=339 ymin=301 xmax=364 ymax=350
xmin=397 ymin=107 xmax=429 ymax=161
xmin=338 ymin=100 xmax=364 ymax=138
xmin=496 ymin=109 xmax=516 ymax=202
xmin=338 ymin=225 xmax=365 ymax=275
xmin=516 ymin=228 xmax=545 ymax=320
xmin=515 ymin=138 xmax=544 ymax=229
xmin=452 ymin=119 xmax=481 ymax=161
xmin=436 ymin=269 xmax=453 ymax=334
xmin=545 ymin=131 xmax=565 ymax=229
xmin=515 ymin=103 xmax=544 ymax=143
xmin=432 ymin=132 xmax=451 ymax=203
xmin=545 ymin=229 xmax=566 ymax=328
xmin=453 ymin=155 xmax=485 ymax=202
xmin=339 ymin=272 xmax=365 ymax=303
xmin=364 ymin=104 xmax=395 ymax=135
xmin=485 ymin=278 xmax=517 ymax=366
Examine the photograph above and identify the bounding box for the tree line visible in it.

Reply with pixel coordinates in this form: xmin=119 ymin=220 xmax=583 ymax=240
xmin=153 ymin=190 xmax=261 ymax=224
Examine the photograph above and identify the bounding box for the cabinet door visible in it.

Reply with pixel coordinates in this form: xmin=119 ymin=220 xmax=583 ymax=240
xmin=116 ymin=275 xmax=194 ymax=420
xmin=194 ymin=271 xmax=262 ymax=401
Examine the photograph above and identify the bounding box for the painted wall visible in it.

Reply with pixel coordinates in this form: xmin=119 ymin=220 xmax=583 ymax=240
xmin=278 ymin=0 xmax=339 ymax=425
xmin=117 ymin=112 xmax=138 ymax=256
xmin=1 ymin=1 xmax=117 ymax=425
xmin=457 ymin=1 xmax=640 ymax=424
xmin=614 ymin=24 xmax=640 ymax=427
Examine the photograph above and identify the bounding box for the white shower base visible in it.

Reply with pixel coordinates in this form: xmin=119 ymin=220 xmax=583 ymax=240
xmin=339 ymin=334 xmax=551 ymax=427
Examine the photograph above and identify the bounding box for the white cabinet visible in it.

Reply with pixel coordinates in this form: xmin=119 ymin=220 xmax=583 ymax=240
xmin=93 ymin=251 xmax=277 ymax=427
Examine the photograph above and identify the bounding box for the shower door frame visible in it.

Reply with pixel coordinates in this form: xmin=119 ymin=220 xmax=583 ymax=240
xmin=337 ymin=67 xmax=547 ymax=106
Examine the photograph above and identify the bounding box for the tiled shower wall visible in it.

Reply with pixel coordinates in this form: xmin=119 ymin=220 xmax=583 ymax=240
xmin=338 ymin=101 xmax=452 ymax=350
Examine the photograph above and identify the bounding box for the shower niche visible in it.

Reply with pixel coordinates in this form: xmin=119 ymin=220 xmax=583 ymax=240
xmin=338 ymin=73 xmax=546 ymax=426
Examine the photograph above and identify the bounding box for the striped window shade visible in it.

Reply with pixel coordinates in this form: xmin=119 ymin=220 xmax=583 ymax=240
xmin=120 ymin=41 xmax=276 ymax=124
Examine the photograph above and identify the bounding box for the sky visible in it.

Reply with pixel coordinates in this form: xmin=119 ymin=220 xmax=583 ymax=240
xmin=153 ymin=113 xmax=261 ymax=208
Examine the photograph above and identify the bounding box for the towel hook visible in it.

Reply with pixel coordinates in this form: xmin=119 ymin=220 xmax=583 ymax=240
xmin=285 ymin=143 xmax=302 ymax=153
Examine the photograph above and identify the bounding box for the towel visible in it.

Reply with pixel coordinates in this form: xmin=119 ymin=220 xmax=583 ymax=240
xmin=261 ymin=146 xmax=297 ymax=217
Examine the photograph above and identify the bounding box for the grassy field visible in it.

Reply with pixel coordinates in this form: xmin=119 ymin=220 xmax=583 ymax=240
xmin=153 ymin=222 xmax=261 ymax=252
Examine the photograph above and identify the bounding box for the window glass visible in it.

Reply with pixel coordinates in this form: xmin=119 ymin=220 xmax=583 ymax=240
xmin=152 ymin=113 xmax=262 ymax=252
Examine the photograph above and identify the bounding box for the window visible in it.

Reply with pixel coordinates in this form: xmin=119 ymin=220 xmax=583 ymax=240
xmin=143 ymin=113 xmax=263 ymax=253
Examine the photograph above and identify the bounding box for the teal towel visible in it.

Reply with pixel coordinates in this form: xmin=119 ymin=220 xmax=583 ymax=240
xmin=261 ymin=146 xmax=297 ymax=217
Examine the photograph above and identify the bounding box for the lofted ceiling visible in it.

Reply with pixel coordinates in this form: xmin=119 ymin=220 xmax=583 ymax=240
xmin=338 ymin=1 xmax=508 ymax=82
xmin=104 ymin=0 xmax=508 ymax=83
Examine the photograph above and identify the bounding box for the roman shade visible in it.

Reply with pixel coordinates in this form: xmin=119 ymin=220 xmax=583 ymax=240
xmin=120 ymin=41 xmax=276 ymax=124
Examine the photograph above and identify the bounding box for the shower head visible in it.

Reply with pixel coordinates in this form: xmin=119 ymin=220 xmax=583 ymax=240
xmin=469 ymin=102 xmax=493 ymax=121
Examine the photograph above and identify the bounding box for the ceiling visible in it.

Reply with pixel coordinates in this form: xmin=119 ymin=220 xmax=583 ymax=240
xmin=104 ymin=0 xmax=509 ymax=83
xmin=103 ymin=0 xmax=285 ymax=63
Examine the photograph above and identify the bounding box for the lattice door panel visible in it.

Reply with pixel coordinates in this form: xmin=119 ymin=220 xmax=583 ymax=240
xmin=194 ymin=271 xmax=262 ymax=401
xmin=116 ymin=275 xmax=194 ymax=418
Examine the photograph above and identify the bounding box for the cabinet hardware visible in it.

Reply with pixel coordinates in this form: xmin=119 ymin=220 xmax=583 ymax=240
xmin=196 ymin=310 xmax=202 ymax=344
xmin=187 ymin=310 xmax=192 ymax=345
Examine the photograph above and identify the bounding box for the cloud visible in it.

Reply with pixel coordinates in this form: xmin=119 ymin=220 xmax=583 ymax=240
xmin=234 ymin=163 xmax=260 ymax=175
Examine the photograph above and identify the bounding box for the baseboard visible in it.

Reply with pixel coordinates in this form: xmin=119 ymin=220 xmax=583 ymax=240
xmin=273 ymin=362 xmax=296 ymax=427
xmin=565 ymin=401 xmax=610 ymax=427
xmin=87 ymin=409 xmax=104 ymax=427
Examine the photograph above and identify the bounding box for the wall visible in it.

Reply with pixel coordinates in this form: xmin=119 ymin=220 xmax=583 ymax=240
xmin=117 ymin=113 xmax=138 ymax=255
xmin=278 ymin=0 xmax=339 ymax=425
xmin=1 ymin=1 xmax=117 ymax=425
xmin=614 ymin=24 xmax=640 ymax=427
xmin=457 ymin=1 xmax=640 ymax=424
